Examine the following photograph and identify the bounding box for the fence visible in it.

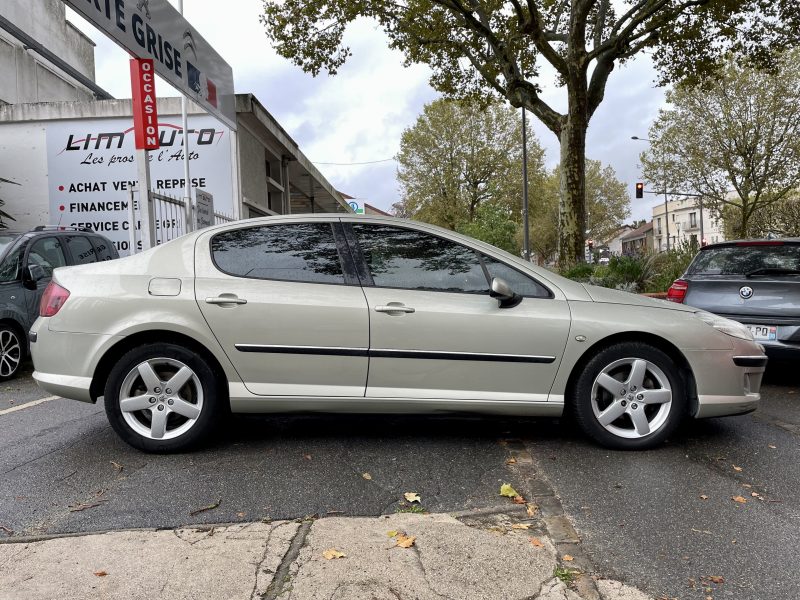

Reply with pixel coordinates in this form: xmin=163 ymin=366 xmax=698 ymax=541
xmin=127 ymin=189 xmax=235 ymax=253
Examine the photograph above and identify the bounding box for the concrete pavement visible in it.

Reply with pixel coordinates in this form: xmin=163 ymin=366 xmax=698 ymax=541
xmin=0 ymin=511 xmax=652 ymax=600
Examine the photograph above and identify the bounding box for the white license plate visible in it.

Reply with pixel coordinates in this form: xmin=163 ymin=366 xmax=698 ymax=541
xmin=745 ymin=324 xmax=777 ymax=341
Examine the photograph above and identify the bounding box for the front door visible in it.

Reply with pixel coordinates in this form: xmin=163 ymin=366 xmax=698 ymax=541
xmin=195 ymin=220 xmax=370 ymax=397
xmin=346 ymin=222 xmax=571 ymax=402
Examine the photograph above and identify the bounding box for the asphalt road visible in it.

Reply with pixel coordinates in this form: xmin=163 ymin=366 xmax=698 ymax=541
xmin=1 ymin=363 xmax=798 ymax=600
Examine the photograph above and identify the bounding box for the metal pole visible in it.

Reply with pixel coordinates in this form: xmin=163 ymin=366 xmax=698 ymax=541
xmin=521 ymin=107 xmax=530 ymax=261
xmin=136 ymin=148 xmax=155 ymax=251
xmin=699 ymin=196 xmax=705 ymax=246
xmin=179 ymin=0 xmax=193 ymax=233
xmin=663 ymin=168 xmax=670 ymax=251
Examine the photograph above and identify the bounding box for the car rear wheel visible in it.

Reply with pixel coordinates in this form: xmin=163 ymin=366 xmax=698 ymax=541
xmin=104 ymin=343 xmax=224 ymax=452
xmin=0 ymin=325 xmax=24 ymax=381
xmin=570 ymin=342 xmax=687 ymax=450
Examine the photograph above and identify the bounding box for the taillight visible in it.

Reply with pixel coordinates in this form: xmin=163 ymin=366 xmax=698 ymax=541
xmin=40 ymin=282 xmax=70 ymax=317
xmin=666 ymin=279 xmax=688 ymax=303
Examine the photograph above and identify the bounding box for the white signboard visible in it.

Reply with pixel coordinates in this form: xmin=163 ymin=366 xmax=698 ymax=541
xmin=46 ymin=115 xmax=233 ymax=255
xmin=63 ymin=0 xmax=236 ymax=130
xmin=195 ymin=189 xmax=214 ymax=229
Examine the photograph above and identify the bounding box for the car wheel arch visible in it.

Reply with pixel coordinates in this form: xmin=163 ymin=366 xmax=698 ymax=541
xmin=0 ymin=318 xmax=27 ymax=358
xmin=90 ymin=330 xmax=230 ymax=405
xmin=565 ymin=331 xmax=698 ymax=417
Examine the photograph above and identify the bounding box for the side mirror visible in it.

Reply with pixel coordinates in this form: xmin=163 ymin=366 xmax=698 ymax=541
xmin=490 ymin=277 xmax=522 ymax=308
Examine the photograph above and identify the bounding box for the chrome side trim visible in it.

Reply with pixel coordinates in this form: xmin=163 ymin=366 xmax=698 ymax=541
xmin=234 ymin=344 xmax=556 ymax=364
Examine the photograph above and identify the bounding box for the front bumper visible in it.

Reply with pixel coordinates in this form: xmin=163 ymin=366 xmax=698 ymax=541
xmin=685 ymin=341 xmax=766 ymax=419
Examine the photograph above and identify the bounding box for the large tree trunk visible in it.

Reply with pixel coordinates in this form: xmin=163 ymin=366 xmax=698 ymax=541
xmin=558 ymin=104 xmax=588 ymax=266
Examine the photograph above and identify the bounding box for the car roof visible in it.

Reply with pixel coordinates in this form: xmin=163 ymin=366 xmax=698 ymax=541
xmin=701 ymin=238 xmax=800 ymax=250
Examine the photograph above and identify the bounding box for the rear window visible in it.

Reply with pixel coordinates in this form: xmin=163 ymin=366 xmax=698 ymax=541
xmin=687 ymin=244 xmax=800 ymax=276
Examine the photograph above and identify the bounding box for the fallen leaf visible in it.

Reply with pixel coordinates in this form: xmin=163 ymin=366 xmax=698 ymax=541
xmin=700 ymin=495 xmax=709 ymax=500
xmin=93 ymin=571 xmax=107 ymax=577
xmin=110 ymin=461 xmax=123 ymax=472
xmin=395 ymin=533 xmax=416 ymax=548
xmin=0 ymin=525 xmax=13 ymax=535
xmin=733 ymin=465 xmax=743 ymax=472
xmin=563 ymin=554 xmax=574 ymax=561
xmin=387 ymin=530 xmax=398 ymax=538
xmin=742 ymin=483 xmax=752 ymax=489
xmin=303 ymin=454 xmax=312 ymax=460
xmin=499 ymin=483 xmax=519 ymax=498
xmin=403 ymin=492 xmax=421 ymax=503
xmin=526 ymin=503 xmax=538 ymax=517
xmin=768 ymin=444 xmax=776 ymax=449
xmin=512 ymin=495 xmax=526 ymax=504
xmin=731 ymin=495 xmax=747 ymax=504
xmin=691 ymin=528 xmax=712 ymax=534
xmin=788 ymin=390 xmax=796 ymax=394
xmin=505 ymin=457 xmax=517 ymax=465
xmin=511 ymin=523 xmax=531 ymax=530
xmin=322 ymin=549 xmax=346 ymax=560
xmin=189 ymin=498 xmax=222 ymax=516
xmin=68 ymin=501 xmax=105 ymax=512
xmin=530 ymin=537 xmax=544 ymax=547
xmin=236 ymin=512 xmax=246 ymax=518
xmin=707 ymin=576 xmax=724 ymax=584
xmin=362 ymin=473 xmax=372 ymax=480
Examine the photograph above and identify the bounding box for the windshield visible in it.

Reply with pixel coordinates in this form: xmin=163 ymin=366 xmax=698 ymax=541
xmin=0 ymin=234 xmax=19 ymax=257
xmin=687 ymin=244 xmax=800 ymax=276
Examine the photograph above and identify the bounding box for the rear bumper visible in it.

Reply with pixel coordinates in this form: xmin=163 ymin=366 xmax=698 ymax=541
xmin=32 ymin=371 xmax=92 ymax=403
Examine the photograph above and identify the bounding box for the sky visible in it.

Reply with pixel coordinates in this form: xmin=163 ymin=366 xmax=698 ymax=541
xmin=66 ymin=1 xmax=666 ymax=222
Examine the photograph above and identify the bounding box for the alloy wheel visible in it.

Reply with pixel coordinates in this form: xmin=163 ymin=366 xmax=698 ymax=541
xmin=0 ymin=329 xmax=22 ymax=378
xmin=119 ymin=357 xmax=204 ymax=440
xmin=590 ymin=357 xmax=673 ymax=439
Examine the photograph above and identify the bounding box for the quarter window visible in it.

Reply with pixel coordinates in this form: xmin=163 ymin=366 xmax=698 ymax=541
xmin=27 ymin=237 xmax=66 ymax=278
xmin=91 ymin=236 xmax=116 ymax=261
xmin=480 ymin=254 xmax=551 ymax=298
xmin=212 ymin=223 xmax=345 ymax=284
xmin=65 ymin=236 xmax=97 ymax=265
xmin=352 ymin=224 xmax=489 ymax=293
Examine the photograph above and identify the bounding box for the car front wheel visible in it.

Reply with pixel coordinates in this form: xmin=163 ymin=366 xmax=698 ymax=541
xmin=104 ymin=343 xmax=224 ymax=452
xmin=0 ymin=325 xmax=24 ymax=381
xmin=570 ymin=342 xmax=687 ymax=450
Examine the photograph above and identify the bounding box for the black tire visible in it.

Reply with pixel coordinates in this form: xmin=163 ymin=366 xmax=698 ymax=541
xmin=104 ymin=343 xmax=225 ymax=453
xmin=0 ymin=323 xmax=25 ymax=381
xmin=569 ymin=342 xmax=687 ymax=450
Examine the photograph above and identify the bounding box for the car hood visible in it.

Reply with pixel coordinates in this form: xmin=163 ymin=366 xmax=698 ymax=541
xmin=582 ymin=284 xmax=697 ymax=312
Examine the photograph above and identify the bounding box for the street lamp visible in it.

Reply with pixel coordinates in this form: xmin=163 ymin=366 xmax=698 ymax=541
xmin=632 ymin=135 xmax=670 ymax=251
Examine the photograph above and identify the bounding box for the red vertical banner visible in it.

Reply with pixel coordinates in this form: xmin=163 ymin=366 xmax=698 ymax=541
xmin=130 ymin=58 xmax=159 ymax=150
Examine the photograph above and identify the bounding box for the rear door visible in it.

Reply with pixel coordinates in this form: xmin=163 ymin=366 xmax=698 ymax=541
xmin=345 ymin=221 xmax=571 ymax=402
xmin=23 ymin=236 xmax=67 ymax=329
xmin=194 ymin=219 xmax=370 ymax=397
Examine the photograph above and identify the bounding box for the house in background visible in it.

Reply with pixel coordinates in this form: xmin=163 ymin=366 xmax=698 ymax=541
xmin=652 ymin=197 xmax=724 ymax=251
xmin=621 ymin=221 xmax=654 ymax=255
xmin=603 ymin=225 xmax=635 ymax=256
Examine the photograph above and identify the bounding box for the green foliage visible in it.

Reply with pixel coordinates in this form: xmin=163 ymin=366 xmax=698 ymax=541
xmin=394 ymin=98 xmax=545 ymax=235
xmin=641 ymin=51 xmax=800 ymax=239
xmin=457 ymin=203 xmax=519 ymax=255
xmin=562 ymin=244 xmax=695 ymax=294
xmin=553 ymin=566 xmax=577 ymax=584
xmin=261 ymin=0 xmax=800 ymax=266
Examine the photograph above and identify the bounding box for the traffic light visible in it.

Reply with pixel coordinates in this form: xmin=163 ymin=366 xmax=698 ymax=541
xmin=635 ymin=182 xmax=644 ymax=199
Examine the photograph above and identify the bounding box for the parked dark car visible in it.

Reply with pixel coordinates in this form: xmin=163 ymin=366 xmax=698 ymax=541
xmin=667 ymin=239 xmax=800 ymax=359
xmin=0 ymin=227 xmax=119 ymax=379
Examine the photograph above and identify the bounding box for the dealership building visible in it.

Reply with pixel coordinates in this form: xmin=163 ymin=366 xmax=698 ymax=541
xmin=0 ymin=0 xmax=351 ymax=254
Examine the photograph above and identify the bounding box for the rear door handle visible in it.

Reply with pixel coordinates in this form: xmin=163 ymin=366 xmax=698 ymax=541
xmin=374 ymin=303 xmax=415 ymax=314
xmin=206 ymin=295 xmax=247 ymax=306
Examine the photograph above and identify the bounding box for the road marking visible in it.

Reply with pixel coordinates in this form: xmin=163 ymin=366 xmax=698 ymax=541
xmin=0 ymin=396 xmax=60 ymax=416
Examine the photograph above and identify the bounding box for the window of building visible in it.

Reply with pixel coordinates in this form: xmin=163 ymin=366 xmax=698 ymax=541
xmin=689 ymin=212 xmax=697 ymax=228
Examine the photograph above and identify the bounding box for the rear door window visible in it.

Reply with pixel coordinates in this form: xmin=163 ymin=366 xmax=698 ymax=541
xmin=64 ymin=235 xmax=98 ymax=265
xmin=91 ymin=236 xmax=116 ymax=261
xmin=687 ymin=245 xmax=800 ymax=275
xmin=211 ymin=223 xmax=346 ymax=284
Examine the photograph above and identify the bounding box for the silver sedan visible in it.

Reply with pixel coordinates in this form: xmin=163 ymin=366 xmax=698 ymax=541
xmin=30 ymin=215 xmax=766 ymax=452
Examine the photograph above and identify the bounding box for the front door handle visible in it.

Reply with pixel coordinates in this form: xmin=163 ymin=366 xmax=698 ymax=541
xmin=374 ymin=303 xmax=415 ymax=314
xmin=206 ymin=295 xmax=247 ymax=306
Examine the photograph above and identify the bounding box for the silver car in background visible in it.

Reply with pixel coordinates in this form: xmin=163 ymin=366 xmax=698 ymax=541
xmin=30 ymin=215 xmax=766 ymax=453
xmin=667 ymin=239 xmax=800 ymax=360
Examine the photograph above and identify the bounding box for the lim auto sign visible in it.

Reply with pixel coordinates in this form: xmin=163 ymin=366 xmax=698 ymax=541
xmin=130 ymin=58 xmax=159 ymax=149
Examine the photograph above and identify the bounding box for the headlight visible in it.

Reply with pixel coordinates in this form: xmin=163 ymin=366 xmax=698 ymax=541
xmin=695 ymin=311 xmax=754 ymax=341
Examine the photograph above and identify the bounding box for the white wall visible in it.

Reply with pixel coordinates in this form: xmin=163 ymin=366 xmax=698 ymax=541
xmin=0 ymin=121 xmax=50 ymax=230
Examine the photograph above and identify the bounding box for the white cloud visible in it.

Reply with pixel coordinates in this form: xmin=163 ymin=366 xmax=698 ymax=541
xmin=68 ymin=1 xmax=666 ymax=221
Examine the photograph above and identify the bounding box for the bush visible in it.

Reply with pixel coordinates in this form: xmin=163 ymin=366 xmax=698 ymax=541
xmin=560 ymin=262 xmax=595 ymax=281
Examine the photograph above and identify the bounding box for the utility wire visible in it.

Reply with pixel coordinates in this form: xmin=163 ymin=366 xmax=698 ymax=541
xmin=314 ymin=158 xmax=397 ymax=165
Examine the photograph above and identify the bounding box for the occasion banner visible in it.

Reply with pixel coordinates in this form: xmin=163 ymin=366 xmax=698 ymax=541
xmin=46 ymin=114 xmax=233 ymax=255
